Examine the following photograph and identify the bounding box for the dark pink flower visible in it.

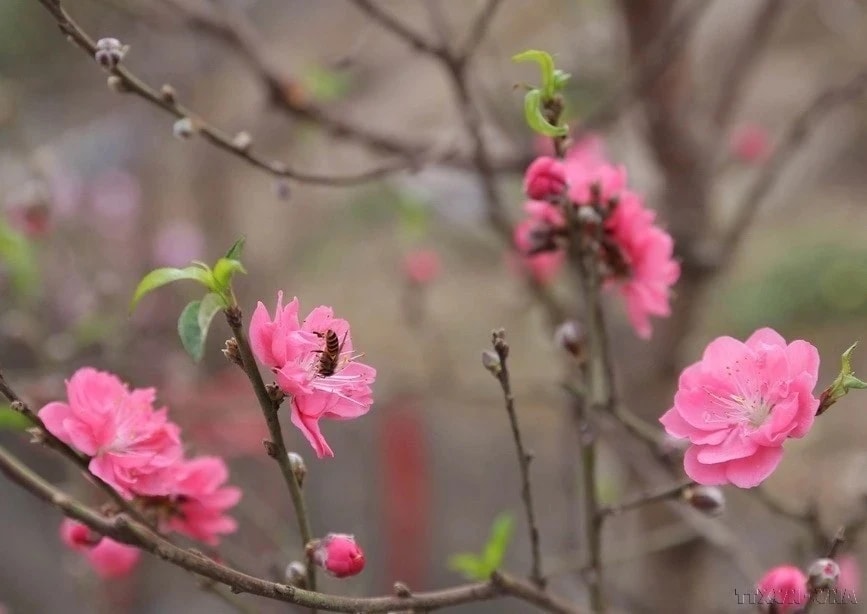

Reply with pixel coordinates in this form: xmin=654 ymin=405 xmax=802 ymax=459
xmin=60 ymin=519 xmax=140 ymax=579
xmin=730 ymin=123 xmax=772 ymax=164
xmin=310 ymin=533 xmax=365 ymax=578
xmin=524 ymin=156 xmax=566 ymax=200
xmin=756 ymin=565 xmax=808 ymax=613
xmin=60 ymin=518 xmax=102 ymax=550
xmin=511 ymin=200 xmax=566 ymax=284
xmin=660 ymin=328 xmax=820 ymax=488
xmin=40 ymin=368 xmax=183 ymax=498
xmin=166 ymin=456 xmax=241 ymax=545
xmin=403 ymin=249 xmax=441 ymax=285
xmin=566 ymin=162 xmax=627 ymax=206
xmin=250 ymin=294 xmax=376 ymax=458
xmin=605 ymin=192 xmax=680 ymax=339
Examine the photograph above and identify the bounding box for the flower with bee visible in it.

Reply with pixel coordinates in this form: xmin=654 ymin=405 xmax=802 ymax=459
xmin=250 ymin=292 xmax=376 ymax=458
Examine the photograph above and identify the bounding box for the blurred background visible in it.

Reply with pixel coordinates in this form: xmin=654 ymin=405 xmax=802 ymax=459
xmin=2 ymin=0 xmax=867 ymax=612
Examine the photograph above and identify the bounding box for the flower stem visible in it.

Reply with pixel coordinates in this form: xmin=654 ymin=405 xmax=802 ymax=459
xmin=224 ymin=307 xmax=317 ymax=594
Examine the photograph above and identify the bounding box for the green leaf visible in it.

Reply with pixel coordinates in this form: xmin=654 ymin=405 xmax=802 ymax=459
xmin=448 ymin=553 xmax=486 ymax=580
xmin=513 ymin=49 xmax=557 ymax=98
xmin=225 ymin=237 xmax=246 ymax=260
xmin=523 ymin=89 xmax=568 ymax=137
xmin=130 ymin=266 xmax=214 ymax=312
xmin=0 ymin=405 xmax=29 ymax=431
xmin=178 ymin=300 xmax=205 ymax=362
xmin=212 ymin=258 xmax=246 ymax=292
xmin=198 ymin=292 xmax=225 ymax=338
xmin=481 ymin=513 xmax=514 ymax=571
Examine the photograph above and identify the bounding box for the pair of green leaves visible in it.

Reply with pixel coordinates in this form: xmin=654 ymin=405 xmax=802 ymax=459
xmin=448 ymin=513 xmax=514 ymax=581
xmin=818 ymin=343 xmax=867 ymax=415
xmin=130 ymin=238 xmax=246 ymax=362
xmin=513 ymin=49 xmax=570 ymax=137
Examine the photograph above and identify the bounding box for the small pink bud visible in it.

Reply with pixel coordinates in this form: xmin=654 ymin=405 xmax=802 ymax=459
xmin=94 ymin=38 xmax=125 ymax=70
xmin=554 ymin=320 xmax=584 ymax=358
xmin=808 ymin=558 xmax=840 ymax=591
xmin=730 ymin=123 xmax=771 ymax=165
xmin=403 ymin=249 xmax=441 ymax=285
xmin=757 ymin=565 xmax=809 ymax=613
xmin=60 ymin=518 xmax=103 ymax=550
xmin=308 ymin=533 xmax=365 ymax=578
xmin=524 ymin=156 xmax=566 ymax=200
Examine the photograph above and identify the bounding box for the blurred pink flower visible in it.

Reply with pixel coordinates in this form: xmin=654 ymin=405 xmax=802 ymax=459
xmin=839 ymin=554 xmax=861 ymax=598
xmin=250 ymin=293 xmax=376 ymax=458
xmin=660 ymin=328 xmax=820 ymax=488
xmin=88 ymin=169 xmax=141 ymax=236
xmin=4 ymin=181 xmax=52 ymax=238
xmin=756 ymin=565 xmax=808 ymax=613
xmin=512 ymin=218 xmax=565 ymax=284
xmin=60 ymin=519 xmax=140 ymax=579
xmin=152 ymin=220 xmax=206 ymax=267
xmin=523 ymin=156 xmax=566 ymax=200
xmin=730 ymin=123 xmax=772 ymax=164
xmin=310 ymin=533 xmax=365 ymax=578
xmin=166 ymin=456 xmax=241 ymax=545
xmin=567 ymin=163 xmax=627 ymax=205
xmin=403 ymin=249 xmax=441 ymax=285
xmin=40 ymin=368 xmax=183 ymax=498
xmin=605 ymin=192 xmax=680 ymax=339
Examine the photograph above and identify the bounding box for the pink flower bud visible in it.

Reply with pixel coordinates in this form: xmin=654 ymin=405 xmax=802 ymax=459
xmin=524 ymin=156 xmax=566 ymax=200
xmin=808 ymin=558 xmax=841 ymax=591
xmin=756 ymin=565 xmax=808 ymax=613
xmin=403 ymin=249 xmax=441 ymax=286
xmin=60 ymin=518 xmax=103 ymax=550
xmin=682 ymin=485 xmax=725 ymax=517
xmin=309 ymin=533 xmax=365 ymax=578
xmin=730 ymin=123 xmax=771 ymax=165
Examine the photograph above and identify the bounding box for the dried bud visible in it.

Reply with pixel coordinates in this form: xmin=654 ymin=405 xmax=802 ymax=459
xmin=287 ymin=452 xmax=306 ymax=488
xmin=173 ymin=117 xmax=196 ymax=140
xmin=222 ymin=338 xmax=243 ymax=366
xmin=94 ymin=38 xmax=125 ymax=70
xmin=482 ymin=349 xmax=501 ymax=376
xmin=807 ymin=558 xmax=840 ymax=590
xmin=682 ymin=485 xmax=725 ymax=517
xmin=106 ymin=75 xmax=128 ymax=93
xmin=27 ymin=427 xmax=46 ymax=445
xmin=273 ymin=178 xmax=291 ymax=201
xmin=393 ymin=581 xmax=412 ymax=597
xmin=232 ymin=131 xmax=253 ymax=152
xmin=160 ymin=84 xmax=177 ymax=104
xmin=307 ymin=533 xmax=365 ymax=578
xmin=554 ymin=320 xmax=584 ymax=358
xmin=266 ymin=382 xmax=285 ymax=405
xmin=284 ymin=561 xmax=307 ymax=588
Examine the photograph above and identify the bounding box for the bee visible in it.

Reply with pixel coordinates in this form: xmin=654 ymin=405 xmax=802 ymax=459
xmin=315 ymin=329 xmax=346 ymax=377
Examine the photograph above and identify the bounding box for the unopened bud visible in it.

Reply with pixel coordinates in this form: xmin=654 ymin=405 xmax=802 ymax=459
xmin=94 ymin=38 xmax=125 ymax=70
xmin=482 ymin=349 xmax=501 ymax=376
xmin=807 ymin=558 xmax=840 ymax=590
xmin=222 ymin=338 xmax=242 ymax=367
xmin=106 ymin=75 xmax=128 ymax=93
xmin=173 ymin=117 xmax=196 ymax=140
xmin=160 ymin=84 xmax=176 ymax=104
xmin=576 ymin=205 xmax=602 ymax=226
xmin=554 ymin=320 xmax=584 ymax=358
xmin=307 ymin=533 xmax=365 ymax=578
xmin=232 ymin=131 xmax=253 ymax=152
xmin=393 ymin=581 xmax=412 ymax=597
xmin=682 ymin=485 xmax=725 ymax=517
xmin=284 ymin=561 xmax=307 ymax=588
xmin=273 ymin=178 xmax=291 ymax=201
xmin=287 ymin=452 xmax=306 ymax=488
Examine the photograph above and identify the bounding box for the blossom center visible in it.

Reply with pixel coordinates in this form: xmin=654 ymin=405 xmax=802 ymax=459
xmin=703 ymin=387 xmax=774 ymax=430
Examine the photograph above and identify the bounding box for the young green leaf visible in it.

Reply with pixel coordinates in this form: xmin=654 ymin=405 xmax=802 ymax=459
xmin=212 ymin=258 xmax=246 ymax=292
xmin=198 ymin=292 xmax=225 ymax=339
xmin=447 ymin=553 xmax=486 ymax=580
xmin=225 ymin=236 xmax=246 ymax=260
xmin=512 ymin=49 xmax=557 ymax=98
xmin=178 ymin=300 xmax=205 ymax=362
xmin=130 ymin=266 xmax=214 ymax=312
xmin=818 ymin=342 xmax=867 ymax=414
xmin=0 ymin=405 xmax=30 ymax=431
xmin=523 ymin=89 xmax=568 ymax=137
xmin=481 ymin=513 xmax=514 ymax=571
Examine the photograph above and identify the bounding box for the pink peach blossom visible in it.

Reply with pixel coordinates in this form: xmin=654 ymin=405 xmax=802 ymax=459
xmin=660 ymin=328 xmax=820 ymax=488
xmin=250 ymin=294 xmax=376 ymax=458
xmin=605 ymin=192 xmax=680 ymax=339
xmin=756 ymin=565 xmax=808 ymax=613
xmin=39 ymin=368 xmax=183 ymax=498
xmin=513 ymin=218 xmax=565 ymax=284
xmin=523 ymin=156 xmax=566 ymax=200
xmin=730 ymin=123 xmax=772 ymax=164
xmin=60 ymin=518 xmax=103 ymax=550
xmin=310 ymin=533 xmax=366 ymax=578
xmin=166 ymin=456 xmax=241 ymax=545
xmin=566 ymin=162 xmax=627 ymax=206
xmin=60 ymin=519 xmax=140 ymax=578
xmin=403 ymin=249 xmax=441 ymax=285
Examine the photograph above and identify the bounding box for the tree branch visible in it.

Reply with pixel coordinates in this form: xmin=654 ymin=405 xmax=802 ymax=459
xmin=599 ymin=481 xmax=694 ymax=518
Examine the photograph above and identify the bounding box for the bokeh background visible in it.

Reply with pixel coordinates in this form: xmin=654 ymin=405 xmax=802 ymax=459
xmin=2 ymin=0 xmax=867 ymax=612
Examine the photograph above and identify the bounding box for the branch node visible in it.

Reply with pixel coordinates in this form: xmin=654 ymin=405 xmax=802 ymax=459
xmin=393 ymin=581 xmax=413 ymax=597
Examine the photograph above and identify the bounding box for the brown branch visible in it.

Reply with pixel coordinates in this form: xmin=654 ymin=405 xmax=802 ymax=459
xmin=0 ymin=444 xmax=583 ymax=613
xmin=489 ymin=329 xmax=545 ymax=589
xmin=34 ymin=0 xmax=412 ymax=187
xmin=460 ymin=0 xmax=504 ymax=59
xmin=349 ymin=0 xmax=448 ymax=59
xmin=224 ymin=306 xmax=316 ymax=594
xmin=599 ymin=481 xmax=694 ymax=518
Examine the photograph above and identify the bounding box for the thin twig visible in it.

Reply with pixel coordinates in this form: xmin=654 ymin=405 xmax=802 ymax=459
xmin=34 ymin=0 xmax=412 ymax=187
xmin=460 ymin=0 xmax=503 ymax=58
xmin=599 ymin=481 xmax=693 ymax=518
xmin=0 ymin=444 xmax=583 ymax=613
xmin=349 ymin=0 xmax=448 ymax=59
xmin=802 ymin=527 xmax=847 ymax=614
xmin=224 ymin=306 xmax=317 ymax=594
xmin=489 ymin=329 xmax=545 ymax=589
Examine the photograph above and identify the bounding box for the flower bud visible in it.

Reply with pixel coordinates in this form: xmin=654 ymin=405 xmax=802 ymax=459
xmin=173 ymin=117 xmax=196 ymax=140
xmin=222 ymin=338 xmax=243 ymax=367
xmin=308 ymin=533 xmax=365 ymax=578
xmin=808 ymin=558 xmax=840 ymax=591
xmin=481 ymin=349 xmax=501 ymax=376
xmin=284 ymin=561 xmax=307 ymax=587
xmin=523 ymin=156 xmax=566 ymax=200
xmin=554 ymin=320 xmax=584 ymax=358
xmin=757 ymin=565 xmax=808 ymax=612
xmin=94 ymin=38 xmax=125 ymax=70
xmin=232 ymin=131 xmax=253 ymax=152
xmin=160 ymin=84 xmax=177 ymax=104
xmin=60 ymin=518 xmax=103 ymax=550
xmin=287 ymin=452 xmax=306 ymax=488
xmin=682 ymin=485 xmax=725 ymax=517
xmin=106 ymin=75 xmax=128 ymax=93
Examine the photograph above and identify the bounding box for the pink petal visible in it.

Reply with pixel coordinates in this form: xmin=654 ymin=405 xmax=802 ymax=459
xmin=786 ymin=340 xmax=820 ymax=389
xmin=745 ymin=327 xmax=786 ymax=349
xmin=724 ymin=445 xmax=784 ymax=488
xmin=696 ymin=431 xmax=759 ymax=463
xmin=683 ymin=446 xmax=728 ymax=485
xmin=290 ymin=403 xmax=334 ymax=459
